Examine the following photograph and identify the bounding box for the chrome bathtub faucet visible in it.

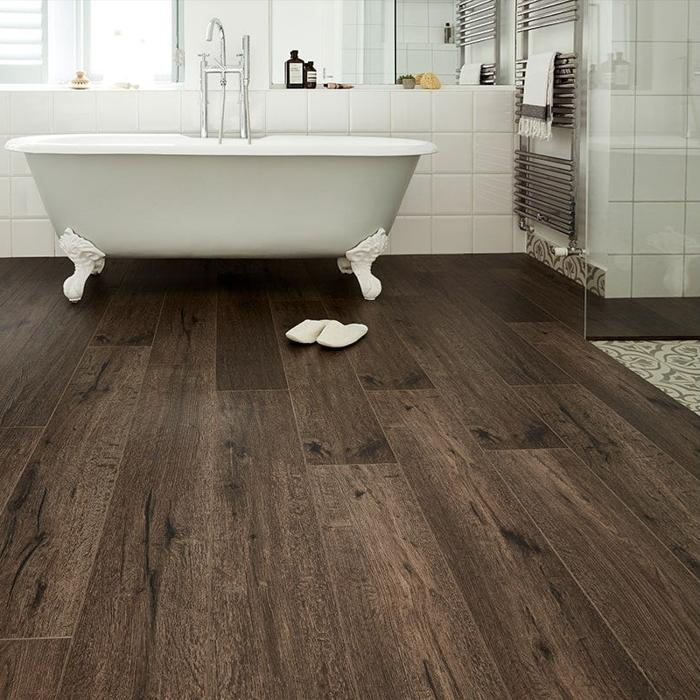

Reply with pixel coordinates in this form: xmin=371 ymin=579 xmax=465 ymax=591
xmin=200 ymin=18 xmax=251 ymax=144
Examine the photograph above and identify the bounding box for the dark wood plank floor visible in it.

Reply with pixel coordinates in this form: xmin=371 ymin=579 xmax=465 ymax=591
xmin=0 ymin=254 xmax=698 ymax=699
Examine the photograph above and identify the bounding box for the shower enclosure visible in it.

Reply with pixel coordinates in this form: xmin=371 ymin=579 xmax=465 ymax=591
xmin=584 ymin=0 xmax=700 ymax=339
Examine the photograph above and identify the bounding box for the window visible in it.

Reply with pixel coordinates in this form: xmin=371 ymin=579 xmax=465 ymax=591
xmin=0 ymin=0 xmax=183 ymax=84
xmin=0 ymin=1 xmax=47 ymax=83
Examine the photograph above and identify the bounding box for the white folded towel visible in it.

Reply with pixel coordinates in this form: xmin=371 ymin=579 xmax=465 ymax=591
xmin=518 ymin=51 xmax=556 ymax=140
xmin=459 ymin=63 xmax=482 ymax=85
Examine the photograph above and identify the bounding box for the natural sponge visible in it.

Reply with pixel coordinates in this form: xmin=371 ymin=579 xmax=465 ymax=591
xmin=417 ymin=72 xmax=441 ymax=90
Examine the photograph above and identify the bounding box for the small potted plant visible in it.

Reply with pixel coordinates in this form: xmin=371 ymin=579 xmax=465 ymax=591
xmin=399 ymin=74 xmax=416 ymax=89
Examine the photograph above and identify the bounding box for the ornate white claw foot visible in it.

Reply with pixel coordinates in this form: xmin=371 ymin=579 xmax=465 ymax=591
xmin=57 ymin=228 xmax=106 ymax=303
xmin=340 ymin=228 xmax=389 ymax=301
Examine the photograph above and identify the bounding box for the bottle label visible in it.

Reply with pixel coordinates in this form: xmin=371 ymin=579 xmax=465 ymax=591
xmin=289 ymin=63 xmax=303 ymax=84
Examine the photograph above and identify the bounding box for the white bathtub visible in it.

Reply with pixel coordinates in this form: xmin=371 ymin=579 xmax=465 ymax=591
xmin=6 ymin=133 xmax=436 ymax=301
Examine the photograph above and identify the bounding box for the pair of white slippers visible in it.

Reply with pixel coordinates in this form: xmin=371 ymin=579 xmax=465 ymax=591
xmin=285 ymin=319 xmax=368 ymax=348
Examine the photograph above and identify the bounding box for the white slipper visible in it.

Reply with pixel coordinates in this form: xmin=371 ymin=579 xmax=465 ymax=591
xmin=285 ymin=319 xmax=332 ymax=344
xmin=316 ymin=320 xmax=368 ymax=349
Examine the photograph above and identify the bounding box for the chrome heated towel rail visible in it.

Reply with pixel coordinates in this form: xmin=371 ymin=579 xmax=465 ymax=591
xmin=514 ymin=0 xmax=585 ymax=241
xmin=456 ymin=0 xmax=499 ymax=85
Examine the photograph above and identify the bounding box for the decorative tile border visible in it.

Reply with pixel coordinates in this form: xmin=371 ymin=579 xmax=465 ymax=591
xmin=526 ymin=231 xmax=606 ymax=297
xmin=594 ymin=340 xmax=700 ymax=416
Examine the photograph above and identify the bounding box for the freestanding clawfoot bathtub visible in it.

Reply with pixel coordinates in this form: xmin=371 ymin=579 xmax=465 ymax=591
xmin=5 ymin=134 xmax=436 ymax=302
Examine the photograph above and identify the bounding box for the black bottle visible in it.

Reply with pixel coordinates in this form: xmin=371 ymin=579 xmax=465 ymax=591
xmin=305 ymin=61 xmax=317 ymax=89
xmin=285 ymin=50 xmax=305 ymax=89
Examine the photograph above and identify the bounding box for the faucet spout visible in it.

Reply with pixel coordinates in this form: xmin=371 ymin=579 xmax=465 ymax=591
xmin=205 ymin=17 xmax=226 ymax=67
xmin=200 ymin=20 xmax=251 ymax=144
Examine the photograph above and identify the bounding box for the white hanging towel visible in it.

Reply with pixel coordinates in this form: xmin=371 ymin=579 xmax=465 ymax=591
xmin=518 ymin=51 xmax=556 ymax=140
xmin=459 ymin=63 xmax=482 ymax=85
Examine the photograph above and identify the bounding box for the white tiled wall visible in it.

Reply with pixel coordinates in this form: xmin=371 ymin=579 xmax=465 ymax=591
xmin=601 ymin=0 xmax=699 ymax=297
xmin=0 ymin=85 xmax=519 ymax=257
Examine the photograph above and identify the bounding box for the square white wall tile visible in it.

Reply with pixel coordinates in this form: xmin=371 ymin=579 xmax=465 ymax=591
xmin=432 ymin=133 xmax=472 ymax=172
xmin=11 ymin=219 xmax=54 ymax=257
xmin=205 ymin=91 xmax=241 ymax=135
xmin=632 ymin=255 xmax=684 ymax=297
xmin=691 ymin=1 xmax=700 ymax=42
xmin=181 ymin=91 xmax=200 ymax=133
xmin=266 ymin=90 xmax=308 ymax=133
xmin=636 ymin=0 xmax=689 ymax=42
xmin=431 ymin=216 xmax=473 ymax=253
xmin=432 ymin=174 xmax=472 ymax=214
xmin=513 ymin=218 xmax=527 ymax=253
xmin=474 ymin=174 xmax=512 ymax=214
xmin=635 ymin=42 xmax=687 ymax=95
xmin=96 ymin=91 xmax=139 ymax=132
xmin=688 ymin=150 xmax=700 ymax=200
xmin=249 ymin=91 xmax=267 ymax=134
xmin=350 ymin=90 xmax=390 ymax=131
xmin=633 ymin=203 xmax=685 ymax=254
xmin=11 ymin=177 xmax=46 ymax=217
xmin=610 ymin=95 xmax=635 ymax=148
xmin=473 ymin=132 xmax=512 ymax=173
xmin=53 ymin=91 xmax=97 ymax=133
xmin=10 ymin=152 xmax=30 ymax=176
xmin=609 ymin=150 xmax=634 ymax=201
xmin=138 ymin=91 xmax=181 ymax=132
xmin=473 ymin=91 xmax=514 ymax=132
xmin=606 ymin=255 xmax=632 ymax=298
xmin=389 ymin=216 xmax=432 ymax=253
xmin=399 ymin=173 xmax=432 ymax=215
xmin=308 ymin=90 xmax=349 ymax=132
xmin=0 ymin=220 xmax=10 ymax=256
xmin=432 ymin=91 xmax=473 ymax=132
xmin=634 ymin=150 xmax=686 ymax=201
xmin=0 ymin=94 xmax=10 ymax=134
xmin=391 ymin=90 xmax=431 ymax=132
xmin=686 ymin=202 xmax=700 ymax=253
xmin=690 ymin=96 xmax=700 ymax=147
xmin=473 ymin=215 xmax=514 ymax=253
xmin=635 ymin=95 xmax=687 ymax=148
xmin=607 ymin=202 xmax=633 ymax=254
xmin=10 ymin=93 xmax=52 ymax=135
xmin=400 ymin=132 xmax=432 ymax=173
xmin=0 ymin=177 xmax=9 ymax=217
xmin=0 ymin=137 xmax=9 ymax=176
xmin=690 ymin=42 xmax=700 ymax=95
xmin=684 ymin=255 xmax=700 ymax=295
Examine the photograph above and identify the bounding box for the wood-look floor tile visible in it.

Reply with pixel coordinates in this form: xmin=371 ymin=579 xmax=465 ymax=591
xmin=0 ymin=427 xmax=41 ymax=510
xmin=0 ymin=346 xmax=149 ymax=637
xmin=91 ymin=260 xmax=167 ymax=346
xmin=492 ymin=448 xmax=700 ymax=698
xmin=370 ymin=390 xmax=657 ymax=699
xmin=211 ymin=390 xmax=356 ymax=699
xmin=518 ymin=383 xmax=700 ymax=579
xmin=310 ymin=462 xmax=509 ymax=699
xmin=0 ymin=638 xmax=69 ymax=699
xmin=216 ymin=270 xmax=286 ymax=390
xmin=271 ymin=300 xmax=395 ymax=465
xmin=383 ymin=297 xmax=563 ymax=449
xmin=58 ymin=364 xmax=215 ymax=699
xmin=511 ymin=322 xmax=700 ymax=477
xmin=321 ymin=298 xmax=433 ymax=390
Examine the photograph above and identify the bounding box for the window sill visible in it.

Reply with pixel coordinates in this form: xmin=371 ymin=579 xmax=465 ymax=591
xmin=0 ymin=83 xmax=184 ymax=92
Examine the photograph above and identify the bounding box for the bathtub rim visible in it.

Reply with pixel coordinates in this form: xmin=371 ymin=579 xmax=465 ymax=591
xmin=5 ymin=133 xmax=437 ymax=157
